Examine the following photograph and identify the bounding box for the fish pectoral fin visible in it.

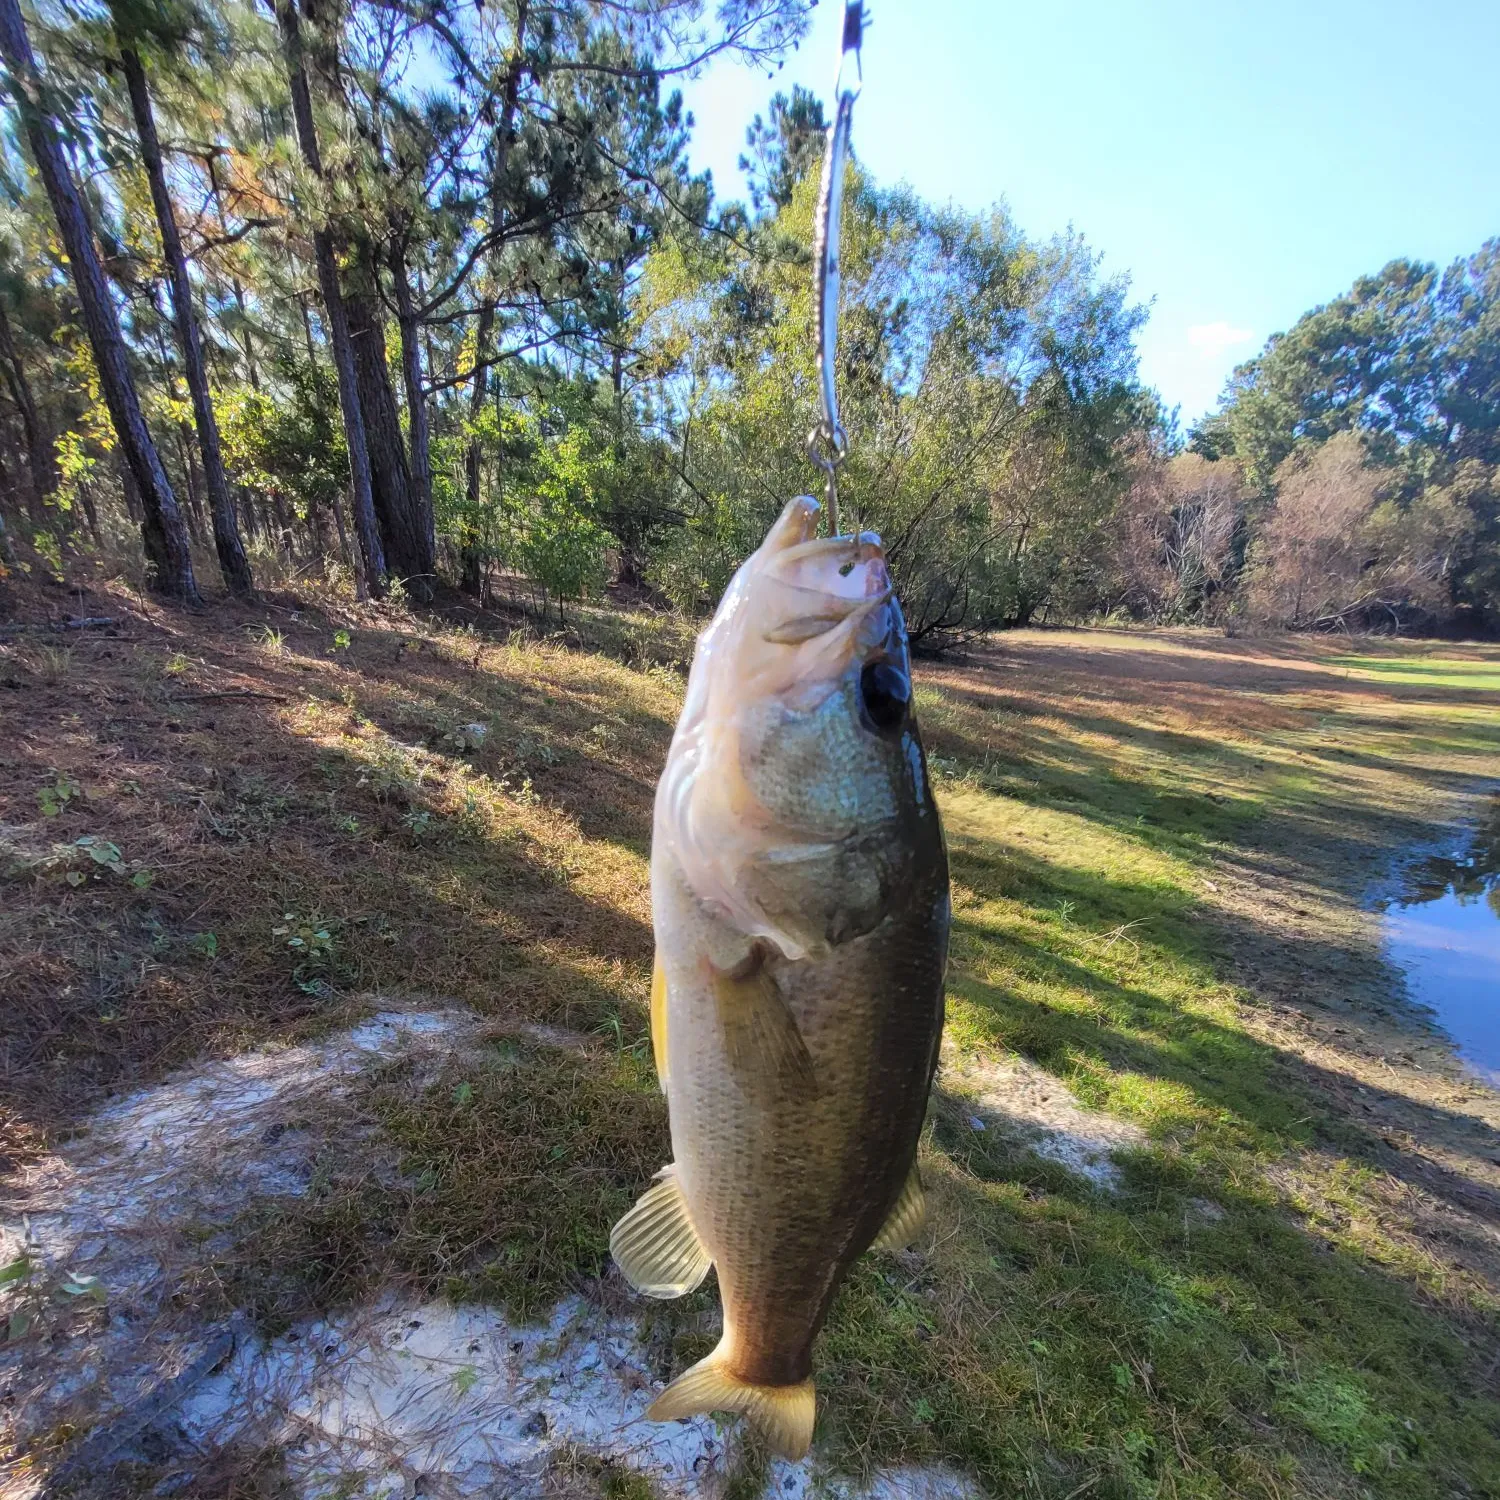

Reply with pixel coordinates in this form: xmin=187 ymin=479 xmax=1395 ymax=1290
xmin=711 ymin=946 xmax=817 ymax=1097
xmin=762 ymin=612 xmax=847 ymax=645
xmin=647 ymin=1340 xmax=816 ymax=1462
xmin=650 ymin=954 xmax=669 ymax=1094
xmin=870 ymin=1160 xmax=927 ymax=1252
xmin=610 ymin=1165 xmax=712 ymax=1299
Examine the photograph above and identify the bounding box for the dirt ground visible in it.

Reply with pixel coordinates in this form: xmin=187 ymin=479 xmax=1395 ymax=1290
xmin=3 ymin=575 xmax=1499 ymax=1498
xmin=929 ymin=631 xmax=1500 ymax=1283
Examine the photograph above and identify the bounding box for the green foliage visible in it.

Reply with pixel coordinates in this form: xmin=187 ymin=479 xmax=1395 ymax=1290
xmin=270 ymin=911 xmax=346 ymax=995
xmin=1198 ymin=248 xmax=1500 ymax=491
xmin=1188 ymin=241 xmax=1500 ymax=629
xmin=219 ymin=364 xmax=349 ymax=533
xmin=37 ymin=773 xmax=80 ymax=817
xmin=636 ymin=172 xmax=1149 ymax=642
xmin=74 ymin=834 xmax=124 ymax=874
xmin=444 ymin=393 xmax=611 ymax=615
xmin=739 ymin=84 xmax=827 ymax=215
xmin=509 ymin=428 xmax=610 ymax=612
xmin=1 ymin=1251 xmax=106 ymax=1343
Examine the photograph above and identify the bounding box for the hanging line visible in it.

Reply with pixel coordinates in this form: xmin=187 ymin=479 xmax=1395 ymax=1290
xmin=808 ymin=1 xmax=864 ymax=538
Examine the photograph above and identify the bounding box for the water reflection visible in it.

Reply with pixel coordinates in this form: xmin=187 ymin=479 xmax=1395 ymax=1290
xmin=1383 ymin=799 xmax=1500 ymax=1086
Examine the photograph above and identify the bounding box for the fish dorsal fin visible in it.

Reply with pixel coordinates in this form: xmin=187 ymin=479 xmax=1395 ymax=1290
xmin=650 ymin=954 xmax=669 ymax=1093
xmin=711 ymin=944 xmax=817 ymax=1097
xmin=647 ymin=1339 xmax=816 ymax=1461
xmin=870 ymin=1160 xmax=926 ymax=1252
xmin=610 ymin=1165 xmax=712 ymax=1299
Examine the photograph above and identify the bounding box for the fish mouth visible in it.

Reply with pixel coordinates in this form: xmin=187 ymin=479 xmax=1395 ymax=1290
xmin=754 ymin=499 xmax=893 ymax=647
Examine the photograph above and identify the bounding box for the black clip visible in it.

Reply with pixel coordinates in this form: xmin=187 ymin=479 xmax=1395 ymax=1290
xmin=841 ymin=1 xmax=865 ymax=56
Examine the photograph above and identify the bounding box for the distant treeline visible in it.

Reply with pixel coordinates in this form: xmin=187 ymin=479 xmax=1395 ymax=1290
xmin=1141 ymin=250 xmax=1500 ymax=637
xmin=0 ymin=0 xmax=1493 ymax=640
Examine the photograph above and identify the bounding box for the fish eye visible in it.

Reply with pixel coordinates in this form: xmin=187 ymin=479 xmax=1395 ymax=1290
xmin=859 ymin=661 xmax=910 ymax=734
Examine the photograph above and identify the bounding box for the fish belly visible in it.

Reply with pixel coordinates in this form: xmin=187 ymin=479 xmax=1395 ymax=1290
xmin=664 ymin=894 xmax=945 ymax=1384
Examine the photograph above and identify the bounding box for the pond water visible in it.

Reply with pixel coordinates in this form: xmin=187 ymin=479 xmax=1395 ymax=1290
xmin=1383 ymin=799 xmax=1500 ymax=1087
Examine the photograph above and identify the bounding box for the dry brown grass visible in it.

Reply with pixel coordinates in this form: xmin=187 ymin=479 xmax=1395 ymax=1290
xmin=5 ymin=589 xmax=1500 ymax=1499
xmin=0 ymin=579 xmax=687 ymax=1158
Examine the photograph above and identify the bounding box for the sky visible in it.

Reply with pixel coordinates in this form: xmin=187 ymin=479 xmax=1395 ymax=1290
xmin=676 ymin=0 xmax=1500 ymax=429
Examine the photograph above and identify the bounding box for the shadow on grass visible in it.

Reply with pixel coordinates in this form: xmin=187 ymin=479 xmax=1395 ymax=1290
xmin=0 ymin=606 xmax=670 ymax=1137
xmin=819 ymin=1115 xmax=1500 ymax=1499
xmin=927 ymin=679 xmax=1497 ymax=875
xmin=947 ymin=816 xmax=1500 ymax=1213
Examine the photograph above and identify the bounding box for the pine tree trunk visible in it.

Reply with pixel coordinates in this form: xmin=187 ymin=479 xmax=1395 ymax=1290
xmin=346 ymin=254 xmax=432 ymax=600
xmin=239 ymin=486 xmax=259 ymax=546
xmin=457 ymin=4 xmax=527 ymax=601
xmin=331 ymin=485 xmax=351 ymax=565
xmin=0 ymin=441 xmax=15 ymax=516
xmin=0 ymin=299 xmax=53 ymax=524
xmin=460 ymin=300 xmax=495 ymax=598
xmin=119 ymin=457 xmax=141 ymax=522
xmin=234 ymin=278 xmax=261 ymax=390
xmin=120 ymin=44 xmax=253 ymax=596
xmin=176 ymin=424 xmax=207 ymax=542
xmin=0 ymin=0 xmax=199 ymax=601
xmin=389 ymin=240 xmax=435 ymax=578
xmin=270 ymin=489 xmax=295 ymax=563
xmin=75 ymin=479 xmax=99 ymax=542
xmin=274 ymin=0 xmax=384 ymax=600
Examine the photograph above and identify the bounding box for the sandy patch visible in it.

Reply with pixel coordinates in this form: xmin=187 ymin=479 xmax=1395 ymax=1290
xmin=940 ymin=1044 xmax=1148 ymax=1188
xmin=176 ymin=1294 xmax=973 ymax=1499
xmin=1 ymin=1009 xmax=977 ymax=1500
xmin=5 ymin=1010 xmax=491 ymax=1266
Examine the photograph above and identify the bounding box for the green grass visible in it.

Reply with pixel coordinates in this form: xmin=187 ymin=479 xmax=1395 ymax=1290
xmin=1328 ymin=653 xmax=1500 ymax=691
xmin=218 ymin=1036 xmax=669 ymax=1332
xmin=6 ymin=600 xmax=1500 ymax=1499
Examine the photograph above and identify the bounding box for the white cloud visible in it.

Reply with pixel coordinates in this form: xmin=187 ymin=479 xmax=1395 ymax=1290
xmin=1186 ymin=321 xmax=1255 ymax=354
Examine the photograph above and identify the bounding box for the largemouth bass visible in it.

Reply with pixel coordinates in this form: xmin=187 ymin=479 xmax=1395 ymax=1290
xmin=610 ymin=495 xmax=950 ymax=1460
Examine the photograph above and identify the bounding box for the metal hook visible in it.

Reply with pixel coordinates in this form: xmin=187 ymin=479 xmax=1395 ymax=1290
xmin=811 ymin=2 xmax=864 ymax=539
xmin=806 ymin=422 xmax=848 ymax=536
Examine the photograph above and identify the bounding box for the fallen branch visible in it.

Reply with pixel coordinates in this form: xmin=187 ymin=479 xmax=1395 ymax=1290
xmin=166 ymin=689 xmax=289 ymax=703
xmin=48 ymin=1316 xmax=243 ymax=1488
xmin=0 ymin=615 xmax=119 ymax=637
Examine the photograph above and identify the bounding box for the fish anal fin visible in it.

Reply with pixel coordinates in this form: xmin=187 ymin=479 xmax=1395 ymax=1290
xmin=650 ymin=955 xmax=669 ymax=1093
xmin=610 ymin=1165 xmax=711 ymax=1299
xmin=647 ymin=1339 xmax=816 ymax=1461
xmin=870 ymin=1160 xmax=926 ymax=1252
xmin=710 ymin=946 xmax=817 ymax=1097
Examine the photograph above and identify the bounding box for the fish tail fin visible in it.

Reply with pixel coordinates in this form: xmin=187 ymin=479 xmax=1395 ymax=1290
xmin=646 ymin=1341 xmax=815 ymax=1461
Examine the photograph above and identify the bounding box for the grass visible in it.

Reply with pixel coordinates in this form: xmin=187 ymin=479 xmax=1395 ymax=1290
xmin=221 ymin=1035 xmax=668 ymax=1332
xmin=3 ymin=586 xmax=1500 ymax=1498
xmin=1326 ymin=652 xmax=1500 ymax=691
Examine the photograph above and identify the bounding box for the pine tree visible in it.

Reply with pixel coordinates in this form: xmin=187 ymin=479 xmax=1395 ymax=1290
xmin=112 ymin=0 xmax=252 ymax=594
xmin=0 ymin=0 xmax=199 ymax=600
xmin=274 ymin=0 xmax=385 ymax=596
